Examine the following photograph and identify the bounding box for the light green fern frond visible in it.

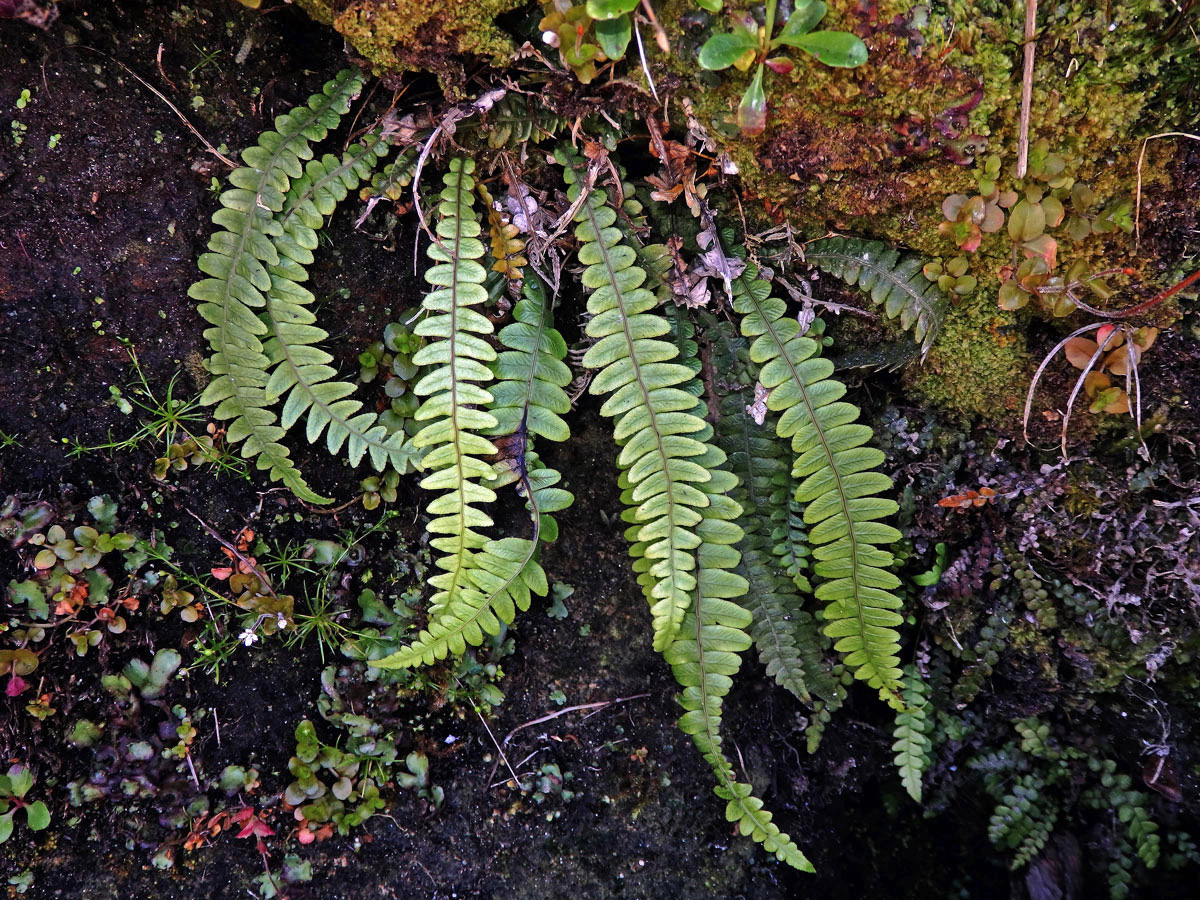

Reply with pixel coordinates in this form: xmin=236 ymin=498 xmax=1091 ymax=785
xmin=374 ymin=235 xmax=572 ymax=668
xmin=728 ymin=245 xmax=905 ymax=707
xmin=805 ymin=236 xmax=948 ymax=356
xmin=666 ymin=452 xmax=814 ymax=872
xmin=570 ymin=168 xmax=713 ymax=654
xmin=892 ymin=664 xmax=932 ymax=802
xmin=261 ymin=135 xmax=421 ymax=476
xmin=193 ymin=68 xmax=365 ymax=503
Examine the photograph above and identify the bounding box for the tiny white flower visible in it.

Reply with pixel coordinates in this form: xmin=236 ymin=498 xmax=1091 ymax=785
xmin=239 ymin=629 xmax=259 ymax=647
xmin=276 ymin=614 xmax=289 ymax=630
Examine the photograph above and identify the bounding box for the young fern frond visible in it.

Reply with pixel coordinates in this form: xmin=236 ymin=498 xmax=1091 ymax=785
xmin=805 ymin=236 xmax=948 ymax=356
xmin=892 ymin=664 xmax=932 ymax=802
xmin=192 ymin=68 xmax=364 ymax=503
xmin=373 ymin=222 xmax=572 ymax=669
xmin=362 ymin=146 xmax=419 ymax=203
xmin=727 ymin=244 xmax=905 ymax=707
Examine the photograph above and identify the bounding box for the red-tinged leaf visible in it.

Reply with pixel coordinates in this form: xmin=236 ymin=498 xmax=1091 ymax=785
xmin=997 ymin=280 xmax=1028 ymax=310
xmin=211 ymin=566 xmax=233 ymax=580
xmin=1064 ymin=337 xmax=1099 ymax=370
xmin=942 ymin=194 xmax=968 ymax=221
xmin=1095 ymin=324 xmax=1120 ymax=349
xmin=737 ymin=65 xmax=767 ymax=136
xmin=765 ymin=56 xmax=794 ymax=75
xmin=6 ymin=674 xmax=27 ymax=697
xmin=1106 ymin=345 xmax=1140 ymax=376
xmin=1143 ymin=755 xmax=1182 ymax=803
xmin=1022 ymin=234 xmax=1057 ymax=268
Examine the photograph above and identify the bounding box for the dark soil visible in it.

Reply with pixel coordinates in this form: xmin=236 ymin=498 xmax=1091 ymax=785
xmin=1 ymin=3 xmax=1198 ymax=900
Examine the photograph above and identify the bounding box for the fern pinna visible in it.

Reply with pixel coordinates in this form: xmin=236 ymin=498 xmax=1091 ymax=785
xmin=374 ymin=159 xmax=571 ymax=668
xmin=193 ymin=69 xmax=415 ymax=502
xmin=727 ymin=243 xmax=906 ymax=707
xmin=562 ymin=152 xmax=810 ymax=870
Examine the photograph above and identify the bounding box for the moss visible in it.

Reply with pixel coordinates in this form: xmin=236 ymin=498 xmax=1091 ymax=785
xmin=658 ymin=0 xmax=1194 ymax=420
xmin=293 ymin=0 xmax=522 ymax=79
xmin=908 ymin=291 xmax=1028 ymax=419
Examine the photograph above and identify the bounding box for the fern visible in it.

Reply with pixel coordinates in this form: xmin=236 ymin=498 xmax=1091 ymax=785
xmin=727 ymin=245 xmax=905 ymax=706
xmin=805 ymin=236 xmax=948 ymax=356
xmin=892 ymin=664 xmax=932 ymax=802
xmin=708 ymin=320 xmax=826 ymax=704
xmin=263 ymin=136 xmax=421 ymax=477
xmin=374 ymin=176 xmax=571 ymax=668
xmin=565 ymin=153 xmax=809 ymax=871
xmin=193 ymin=68 xmax=366 ymax=503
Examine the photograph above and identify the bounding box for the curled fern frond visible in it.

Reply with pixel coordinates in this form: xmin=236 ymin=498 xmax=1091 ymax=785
xmin=728 ymin=246 xmax=905 ymax=707
xmin=193 ymin=68 xmax=365 ymax=503
xmin=892 ymin=664 xmax=932 ymax=802
xmin=805 ymin=236 xmax=948 ymax=356
xmin=263 ymin=136 xmax=421 ymax=477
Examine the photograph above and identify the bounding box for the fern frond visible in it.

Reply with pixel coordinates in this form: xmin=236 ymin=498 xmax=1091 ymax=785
xmin=568 ymin=160 xmax=713 ymax=654
xmin=192 ymin=68 xmax=364 ymax=503
xmin=892 ymin=664 xmax=932 ymax=802
xmin=805 ymin=236 xmax=948 ymax=356
xmin=477 ymin=94 xmax=568 ymax=149
xmin=666 ymin=454 xmax=814 ymax=872
xmin=708 ymin=321 xmax=821 ymax=703
xmin=362 ymin=147 xmax=418 ymax=203
xmin=261 ymin=136 xmax=420 ymax=476
xmin=728 ymin=246 xmax=905 ymax=707
xmin=374 ymin=250 xmax=572 ymax=668
xmin=560 ymin=152 xmax=807 ymax=870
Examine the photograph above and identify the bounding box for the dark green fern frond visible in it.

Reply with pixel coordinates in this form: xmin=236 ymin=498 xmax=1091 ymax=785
xmin=771 ymin=493 xmax=812 ymax=591
xmin=805 ymin=236 xmax=948 ymax=356
xmin=374 ymin=213 xmax=571 ymax=669
xmin=728 ymin=247 xmax=905 ymax=707
xmin=708 ymin=320 xmax=824 ymax=705
xmin=193 ymin=68 xmax=364 ymax=503
xmin=477 ymin=94 xmax=568 ymax=148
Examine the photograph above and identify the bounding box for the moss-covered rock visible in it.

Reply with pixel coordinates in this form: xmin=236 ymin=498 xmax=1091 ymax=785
xmin=293 ymin=0 xmax=522 ymax=80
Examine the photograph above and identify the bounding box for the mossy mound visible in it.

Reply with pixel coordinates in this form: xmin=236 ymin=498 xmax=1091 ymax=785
xmin=294 ymin=0 xmax=523 ymax=80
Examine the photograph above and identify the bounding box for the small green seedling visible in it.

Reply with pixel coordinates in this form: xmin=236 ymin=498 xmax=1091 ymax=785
xmin=699 ymin=0 xmax=867 ymax=135
xmin=0 ymin=765 xmax=51 ymax=843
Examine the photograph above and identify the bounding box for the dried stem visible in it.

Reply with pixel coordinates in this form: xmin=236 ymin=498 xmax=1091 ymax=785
xmin=1015 ymin=0 xmax=1038 ymax=179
